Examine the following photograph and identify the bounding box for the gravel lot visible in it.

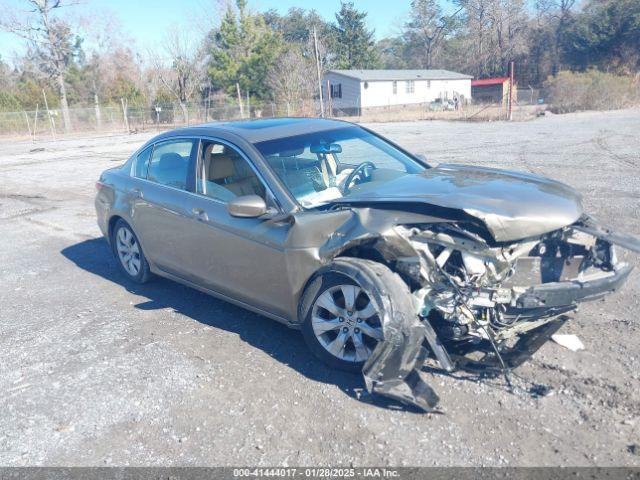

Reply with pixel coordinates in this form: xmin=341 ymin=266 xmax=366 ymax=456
xmin=1 ymin=109 xmax=639 ymax=466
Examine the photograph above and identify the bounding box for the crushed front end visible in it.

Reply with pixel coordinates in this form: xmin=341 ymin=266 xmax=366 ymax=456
xmin=363 ymin=215 xmax=638 ymax=412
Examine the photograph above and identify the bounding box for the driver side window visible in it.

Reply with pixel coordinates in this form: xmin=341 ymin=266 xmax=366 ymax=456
xmin=197 ymin=141 xmax=266 ymax=202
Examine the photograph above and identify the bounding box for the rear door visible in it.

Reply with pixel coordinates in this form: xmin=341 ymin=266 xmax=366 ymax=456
xmin=133 ymin=138 xmax=198 ymax=278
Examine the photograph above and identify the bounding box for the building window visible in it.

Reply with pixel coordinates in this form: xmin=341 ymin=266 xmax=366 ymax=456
xmin=330 ymin=83 xmax=342 ymax=99
xmin=427 ymin=80 xmax=431 ymax=89
xmin=364 ymin=81 xmax=369 ymax=89
xmin=392 ymin=81 xmax=397 ymax=95
xmin=406 ymin=80 xmax=415 ymax=94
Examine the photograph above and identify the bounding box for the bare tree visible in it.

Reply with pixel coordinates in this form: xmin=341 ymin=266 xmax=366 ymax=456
xmin=491 ymin=0 xmax=529 ymax=70
xmin=403 ymin=0 xmax=461 ymax=69
xmin=0 ymin=0 xmax=79 ymax=132
xmin=267 ymin=47 xmax=316 ymax=115
xmin=535 ymin=0 xmax=576 ymax=75
xmin=150 ymin=28 xmax=204 ymax=124
xmin=457 ymin=0 xmax=491 ymax=77
xmin=457 ymin=0 xmax=529 ymax=77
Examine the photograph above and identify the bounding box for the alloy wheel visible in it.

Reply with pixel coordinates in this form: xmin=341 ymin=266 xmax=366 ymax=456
xmin=115 ymin=226 xmax=141 ymax=277
xmin=311 ymin=284 xmax=383 ymax=362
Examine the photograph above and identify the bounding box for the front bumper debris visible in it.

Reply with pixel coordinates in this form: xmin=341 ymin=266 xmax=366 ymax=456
xmin=362 ymin=313 xmax=440 ymax=412
xmin=361 ymin=216 xmax=638 ymax=413
xmin=516 ymin=263 xmax=633 ymax=309
xmin=362 ymin=317 xmax=454 ymax=412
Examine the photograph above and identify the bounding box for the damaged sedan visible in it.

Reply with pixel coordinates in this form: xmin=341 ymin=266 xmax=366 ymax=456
xmin=95 ymin=118 xmax=639 ymax=411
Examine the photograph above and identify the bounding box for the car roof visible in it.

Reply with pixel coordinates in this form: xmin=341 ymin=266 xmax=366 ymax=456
xmin=154 ymin=117 xmax=354 ymax=144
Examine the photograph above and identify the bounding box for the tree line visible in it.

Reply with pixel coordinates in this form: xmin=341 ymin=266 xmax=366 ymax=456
xmin=0 ymin=0 xmax=638 ymax=131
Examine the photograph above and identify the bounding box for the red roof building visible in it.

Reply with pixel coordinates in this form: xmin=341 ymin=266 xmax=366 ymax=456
xmin=471 ymin=77 xmax=515 ymax=105
xmin=471 ymin=77 xmax=509 ymax=87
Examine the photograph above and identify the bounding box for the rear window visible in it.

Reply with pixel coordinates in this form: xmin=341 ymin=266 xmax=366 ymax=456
xmin=147 ymin=140 xmax=195 ymax=190
xmin=132 ymin=146 xmax=152 ymax=179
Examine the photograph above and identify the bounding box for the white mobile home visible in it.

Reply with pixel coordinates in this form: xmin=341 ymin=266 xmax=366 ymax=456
xmin=323 ymin=69 xmax=473 ymax=114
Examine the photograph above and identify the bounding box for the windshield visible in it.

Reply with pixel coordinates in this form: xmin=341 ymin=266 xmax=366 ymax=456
xmin=254 ymin=126 xmax=426 ymax=208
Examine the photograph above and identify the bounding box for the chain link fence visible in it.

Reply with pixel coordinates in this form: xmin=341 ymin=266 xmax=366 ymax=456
xmin=0 ymin=101 xmax=319 ymax=141
xmin=0 ymin=96 xmax=545 ymax=141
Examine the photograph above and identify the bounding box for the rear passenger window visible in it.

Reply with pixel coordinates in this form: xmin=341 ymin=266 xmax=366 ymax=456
xmin=197 ymin=141 xmax=266 ymax=202
xmin=148 ymin=140 xmax=195 ymax=190
xmin=132 ymin=146 xmax=152 ymax=179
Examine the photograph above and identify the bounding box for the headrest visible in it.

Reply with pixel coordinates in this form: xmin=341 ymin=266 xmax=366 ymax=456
xmin=158 ymin=152 xmax=184 ymax=171
xmin=204 ymin=143 xmax=216 ymax=160
xmin=209 ymin=155 xmax=236 ymax=180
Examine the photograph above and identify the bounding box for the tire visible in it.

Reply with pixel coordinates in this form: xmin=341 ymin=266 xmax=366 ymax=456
xmin=300 ymin=257 xmax=415 ymax=373
xmin=111 ymin=219 xmax=151 ymax=284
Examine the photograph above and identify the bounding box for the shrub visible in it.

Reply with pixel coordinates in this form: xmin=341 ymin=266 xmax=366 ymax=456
xmin=544 ymin=70 xmax=640 ymax=113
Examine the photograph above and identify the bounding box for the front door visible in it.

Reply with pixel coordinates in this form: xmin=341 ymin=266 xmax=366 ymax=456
xmin=182 ymin=139 xmax=292 ymax=318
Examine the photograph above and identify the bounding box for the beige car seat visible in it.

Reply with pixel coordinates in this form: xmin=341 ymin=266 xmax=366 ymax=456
xmin=205 ymin=144 xmax=265 ymax=198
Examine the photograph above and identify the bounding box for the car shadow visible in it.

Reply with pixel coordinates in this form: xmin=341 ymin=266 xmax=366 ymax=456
xmin=61 ymin=238 xmax=422 ymax=413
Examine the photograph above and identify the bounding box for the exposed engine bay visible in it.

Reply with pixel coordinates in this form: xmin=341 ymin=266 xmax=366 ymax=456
xmin=360 ymin=215 xmax=637 ymax=412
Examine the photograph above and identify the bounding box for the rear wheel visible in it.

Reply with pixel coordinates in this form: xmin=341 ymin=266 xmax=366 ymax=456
xmin=111 ymin=219 xmax=151 ymax=284
xmin=300 ymin=257 xmax=413 ymax=372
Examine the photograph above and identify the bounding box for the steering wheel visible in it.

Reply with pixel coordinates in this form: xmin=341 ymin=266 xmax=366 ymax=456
xmin=342 ymin=161 xmax=376 ymax=195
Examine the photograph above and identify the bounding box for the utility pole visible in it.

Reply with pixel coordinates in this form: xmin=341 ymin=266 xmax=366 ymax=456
xmin=508 ymin=60 xmax=515 ymax=121
xmin=326 ymin=79 xmax=333 ymax=117
xmin=313 ymin=25 xmax=325 ymax=118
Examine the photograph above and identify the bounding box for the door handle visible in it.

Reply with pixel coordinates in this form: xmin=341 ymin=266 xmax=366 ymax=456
xmin=191 ymin=207 xmax=208 ymax=222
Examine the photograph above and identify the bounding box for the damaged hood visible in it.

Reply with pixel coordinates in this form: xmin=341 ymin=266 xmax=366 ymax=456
xmin=335 ymin=164 xmax=583 ymax=242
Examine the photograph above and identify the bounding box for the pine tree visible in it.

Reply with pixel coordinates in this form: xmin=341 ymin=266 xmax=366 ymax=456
xmin=332 ymin=2 xmax=379 ymax=69
xmin=208 ymin=0 xmax=283 ymax=101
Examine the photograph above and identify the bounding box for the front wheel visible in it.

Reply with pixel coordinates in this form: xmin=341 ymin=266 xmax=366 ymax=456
xmin=300 ymin=257 xmax=414 ymax=372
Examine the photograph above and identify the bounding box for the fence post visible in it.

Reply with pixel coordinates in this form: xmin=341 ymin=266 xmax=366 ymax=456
xmin=236 ymin=83 xmax=244 ymax=119
xmin=42 ymin=89 xmax=56 ymax=140
xmin=33 ymin=104 xmax=39 ymax=142
xmin=94 ymin=92 xmax=102 ymax=131
xmin=121 ymin=98 xmax=130 ymax=132
xmin=508 ymin=60 xmax=515 ymax=121
xmin=22 ymin=111 xmax=33 ymax=142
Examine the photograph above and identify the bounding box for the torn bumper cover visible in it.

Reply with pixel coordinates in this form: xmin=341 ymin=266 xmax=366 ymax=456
xmin=362 ymin=315 xmax=453 ymax=412
xmin=362 ymin=320 xmax=438 ymax=412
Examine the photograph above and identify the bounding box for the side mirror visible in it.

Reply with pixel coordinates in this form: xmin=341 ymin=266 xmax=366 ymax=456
xmin=227 ymin=194 xmax=269 ymax=218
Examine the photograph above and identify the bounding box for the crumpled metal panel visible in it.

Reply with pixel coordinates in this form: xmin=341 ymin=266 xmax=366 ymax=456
xmin=284 ymin=205 xmax=638 ymax=412
xmin=330 ymin=163 xmax=584 ymax=242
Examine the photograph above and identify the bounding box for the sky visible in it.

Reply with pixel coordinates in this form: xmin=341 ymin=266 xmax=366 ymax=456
xmin=0 ymin=0 xmax=413 ymax=63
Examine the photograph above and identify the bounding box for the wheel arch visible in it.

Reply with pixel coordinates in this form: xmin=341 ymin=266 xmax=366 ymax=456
xmin=296 ymin=254 xmax=410 ymax=325
xmin=107 ymin=215 xmax=150 ymax=264
xmin=107 ymin=214 xmax=124 ymax=244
